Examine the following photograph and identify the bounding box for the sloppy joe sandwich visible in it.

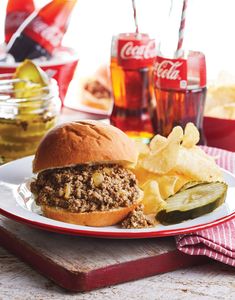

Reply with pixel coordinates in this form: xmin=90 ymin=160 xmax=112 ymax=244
xmin=30 ymin=121 xmax=142 ymax=227
xmin=81 ymin=65 xmax=112 ymax=111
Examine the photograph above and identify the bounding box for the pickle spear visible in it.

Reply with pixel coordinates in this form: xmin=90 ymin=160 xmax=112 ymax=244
xmin=13 ymin=59 xmax=49 ymax=99
xmin=156 ymin=182 xmax=228 ymax=225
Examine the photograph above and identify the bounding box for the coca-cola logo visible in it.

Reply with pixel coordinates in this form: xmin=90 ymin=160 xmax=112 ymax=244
xmin=30 ymin=17 xmax=63 ymax=48
xmin=120 ymin=40 xmax=156 ymax=60
xmin=154 ymin=60 xmax=183 ymax=80
xmin=153 ymin=56 xmax=187 ymax=90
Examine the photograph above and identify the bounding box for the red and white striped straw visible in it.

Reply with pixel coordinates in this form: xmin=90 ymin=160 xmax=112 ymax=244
xmin=132 ymin=0 xmax=139 ymax=34
xmin=175 ymin=0 xmax=188 ymax=58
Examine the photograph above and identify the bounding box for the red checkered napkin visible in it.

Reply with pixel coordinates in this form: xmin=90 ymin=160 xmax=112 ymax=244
xmin=176 ymin=146 xmax=235 ymax=267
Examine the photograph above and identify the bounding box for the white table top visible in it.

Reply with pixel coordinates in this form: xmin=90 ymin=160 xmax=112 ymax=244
xmin=0 ymin=108 xmax=235 ymax=299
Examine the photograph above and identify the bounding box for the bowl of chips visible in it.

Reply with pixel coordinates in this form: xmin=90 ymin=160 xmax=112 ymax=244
xmin=204 ymin=83 xmax=235 ymax=152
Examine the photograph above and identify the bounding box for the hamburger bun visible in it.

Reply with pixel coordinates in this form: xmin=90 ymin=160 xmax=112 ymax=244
xmin=33 ymin=120 xmax=138 ymax=173
xmin=41 ymin=201 xmax=140 ymax=227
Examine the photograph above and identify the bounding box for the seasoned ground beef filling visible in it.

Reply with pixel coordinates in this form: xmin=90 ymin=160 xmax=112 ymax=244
xmin=121 ymin=205 xmax=154 ymax=229
xmin=30 ymin=164 xmax=140 ymax=213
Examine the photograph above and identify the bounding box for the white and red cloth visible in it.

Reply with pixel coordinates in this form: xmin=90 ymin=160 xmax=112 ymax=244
xmin=176 ymin=146 xmax=235 ymax=267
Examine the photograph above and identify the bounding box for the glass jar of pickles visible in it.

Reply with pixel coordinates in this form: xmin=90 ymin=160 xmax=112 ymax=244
xmin=0 ymin=73 xmax=61 ymax=163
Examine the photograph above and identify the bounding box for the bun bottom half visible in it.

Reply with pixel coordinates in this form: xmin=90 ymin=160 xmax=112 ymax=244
xmin=41 ymin=202 xmax=140 ymax=227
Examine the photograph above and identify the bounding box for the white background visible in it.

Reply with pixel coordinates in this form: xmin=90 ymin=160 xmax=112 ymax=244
xmin=0 ymin=0 xmax=235 ymax=81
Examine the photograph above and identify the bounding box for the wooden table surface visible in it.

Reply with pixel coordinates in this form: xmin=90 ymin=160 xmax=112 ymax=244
xmin=1 ymin=108 xmax=235 ymax=299
xmin=1 ymin=245 xmax=235 ymax=300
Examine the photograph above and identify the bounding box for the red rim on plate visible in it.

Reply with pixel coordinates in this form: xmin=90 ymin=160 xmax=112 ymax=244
xmin=1 ymin=207 xmax=235 ymax=239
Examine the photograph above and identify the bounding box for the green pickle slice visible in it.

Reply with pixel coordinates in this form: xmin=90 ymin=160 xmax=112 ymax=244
xmin=156 ymin=182 xmax=228 ymax=225
xmin=13 ymin=59 xmax=49 ymax=99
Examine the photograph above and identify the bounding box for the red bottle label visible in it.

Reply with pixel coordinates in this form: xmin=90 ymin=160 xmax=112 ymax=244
xmin=5 ymin=0 xmax=35 ymax=43
xmin=24 ymin=16 xmax=64 ymax=54
xmin=117 ymin=38 xmax=156 ymax=69
xmin=153 ymin=56 xmax=187 ymax=90
xmin=5 ymin=11 xmax=33 ymax=43
xmin=6 ymin=11 xmax=30 ymax=30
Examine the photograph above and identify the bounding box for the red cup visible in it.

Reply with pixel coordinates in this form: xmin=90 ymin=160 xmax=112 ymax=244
xmin=0 ymin=46 xmax=78 ymax=105
xmin=204 ymin=116 xmax=235 ymax=152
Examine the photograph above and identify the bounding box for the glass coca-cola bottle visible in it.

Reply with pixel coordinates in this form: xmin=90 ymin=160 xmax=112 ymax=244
xmin=7 ymin=0 xmax=77 ymax=62
xmin=110 ymin=33 xmax=156 ymax=143
xmin=153 ymin=52 xmax=207 ymax=143
xmin=152 ymin=0 xmax=207 ymax=144
xmin=5 ymin=0 xmax=35 ymax=44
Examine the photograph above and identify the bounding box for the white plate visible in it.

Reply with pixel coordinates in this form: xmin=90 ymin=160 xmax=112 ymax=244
xmin=64 ymin=101 xmax=111 ymax=116
xmin=0 ymin=156 xmax=235 ymax=239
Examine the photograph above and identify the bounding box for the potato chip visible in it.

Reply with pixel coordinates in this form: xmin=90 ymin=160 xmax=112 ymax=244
xmin=206 ymin=104 xmax=235 ymax=120
xmin=133 ymin=167 xmax=153 ymax=187
xmin=149 ymin=134 xmax=168 ymax=152
xmin=134 ymin=167 xmax=190 ymax=199
xmin=173 ymin=146 xmax=223 ymax=182
xmin=168 ymin=126 xmax=184 ymax=143
xmin=135 ymin=140 xmax=149 ymax=157
xmin=173 ymin=175 xmax=192 ymax=194
xmin=205 ymin=82 xmax=235 ymax=120
xmin=141 ymin=126 xmax=183 ymax=174
xmin=182 ymin=122 xmax=200 ymax=148
xmin=155 ymin=175 xmax=178 ymax=199
xmin=141 ymin=180 xmax=166 ymax=214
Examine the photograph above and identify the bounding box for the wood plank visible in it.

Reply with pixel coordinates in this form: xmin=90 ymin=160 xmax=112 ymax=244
xmin=0 ymin=216 xmax=208 ymax=292
xmin=1 ymin=246 xmax=235 ymax=300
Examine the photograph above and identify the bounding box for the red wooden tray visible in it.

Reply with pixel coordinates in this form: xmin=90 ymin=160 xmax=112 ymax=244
xmin=0 ymin=216 xmax=209 ymax=292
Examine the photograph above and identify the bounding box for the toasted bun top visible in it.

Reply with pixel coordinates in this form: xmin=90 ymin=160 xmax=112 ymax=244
xmin=33 ymin=121 xmax=138 ymax=173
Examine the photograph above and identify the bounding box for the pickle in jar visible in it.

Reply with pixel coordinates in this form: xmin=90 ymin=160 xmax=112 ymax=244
xmin=0 ymin=60 xmax=58 ymax=164
xmin=12 ymin=59 xmax=50 ymax=116
xmin=13 ymin=59 xmax=49 ymax=99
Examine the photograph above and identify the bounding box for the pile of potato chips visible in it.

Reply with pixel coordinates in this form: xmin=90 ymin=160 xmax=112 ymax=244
xmin=134 ymin=123 xmax=223 ymax=214
xmin=205 ymin=72 xmax=235 ymax=119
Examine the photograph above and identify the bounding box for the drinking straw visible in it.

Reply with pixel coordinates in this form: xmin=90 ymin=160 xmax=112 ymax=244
xmin=175 ymin=0 xmax=188 ymax=58
xmin=132 ymin=0 xmax=139 ymax=34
